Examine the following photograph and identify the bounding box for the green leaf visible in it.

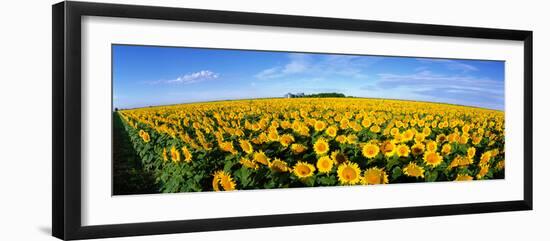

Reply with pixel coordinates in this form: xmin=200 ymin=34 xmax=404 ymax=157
xmin=426 ymin=170 xmax=439 ymax=182
xmin=392 ymin=166 xmax=402 ymax=180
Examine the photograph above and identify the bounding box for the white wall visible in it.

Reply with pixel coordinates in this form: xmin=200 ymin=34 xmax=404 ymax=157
xmin=0 ymin=0 xmax=547 ymax=240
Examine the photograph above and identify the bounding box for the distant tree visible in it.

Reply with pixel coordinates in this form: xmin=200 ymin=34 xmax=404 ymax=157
xmin=303 ymin=92 xmax=346 ymax=98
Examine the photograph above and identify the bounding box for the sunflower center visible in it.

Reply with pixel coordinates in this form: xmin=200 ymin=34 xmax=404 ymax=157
xmin=343 ymin=167 xmax=357 ymax=180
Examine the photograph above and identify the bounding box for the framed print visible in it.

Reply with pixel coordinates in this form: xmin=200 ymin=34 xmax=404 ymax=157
xmin=52 ymin=1 xmax=533 ymax=240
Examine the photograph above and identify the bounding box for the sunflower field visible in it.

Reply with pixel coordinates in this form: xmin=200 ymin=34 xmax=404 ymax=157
xmin=115 ymin=98 xmax=505 ymax=193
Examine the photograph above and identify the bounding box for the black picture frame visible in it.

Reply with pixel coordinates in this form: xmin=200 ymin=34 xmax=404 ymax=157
xmin=52 ymin=1 xmax=533 ymax=240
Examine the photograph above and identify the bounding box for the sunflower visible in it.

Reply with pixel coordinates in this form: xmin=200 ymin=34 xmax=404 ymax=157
xmin=162 ymin=147 xmax=168 ymax=162
xmin=361 ymin=118 xmax=371 ymax=128
xmin=402 ymin=129 xmax=415 ymax=141
xmin=403 ymin=162 xmax=425 ymax=178
xmin=346 ymin=134 xmax=358 ymax=144
xmin=441 ymin=143 xmax=452 ymax=155
xmin=455 ymin=174 xmax=473 ymax=181
xmin=316 ymin=156 xmax=334 ymax=173
xmin=253 ymin=151 xmax=270 ymax=165
xmin=426 ymin=141 xmax=437 ymax=152
xmin=390 ymin=127 xmax=400 ymax=136
xmin=269 ymin=158 xmax=290 ymax=173
xmin=219 ymin=141 xmax=236 ymax=154
xmin=292 ymin=162 xmax=315 ymax=178
xmin=325 ymin=126 xmax=338 ymax=137
xmin=396 ymin=144 xmax=410 ymax=157
xmin=496 ymin=160 xmax=505 ymax=171
xmin=362 ymin=143 xmax=380 ymax=159
xmin=448 ymin=155 xmax=473 ymax=169
xmin=476 ymin=164 xmax=489 ymax=179
xmin=411 ymin=143 xmax=425 ymax=156
xmin=467 ymin=147 xmax=476 ymax=159
xmin=314 ymin=120 xmax=327 ymax=132
xmin=212 ymin=170 xmax=237 ymax=191
xmin=479 ymin=151 xmax=492 ymax=165
xmin=436 ymin=134 xmax=447 ymax=143
xmin=331 ymin=150 xmax=348 ymax=164
xmin=170 ymin=146 xmax=180 ymax=163
xmin=141 ymin=131 xmax=150 ymax=143
xmin=414 ymin=133 xmax=426 ymax=143
xmin=380 ymin=140 xmax=396 ymax=157
xmin=290 ymin=143 xmax=307 ymax=154
xmin=279 ymin=134 xmax=295 ymax=147
xmin=335 ymin=135 xmax=347 ymax=143
xmin=337 ymin=162 xmax=361 ymax=185
xmin=267 ymin=130 xmax=279 ymax=141
xmin=240 ymin=157 xmax=259 ymax=170
xmin=313 ymin=138 xmax=330 ymax=155
xmin=423 ymin=151 xmax=443 ymax=167
xmin=182 ymin=146 xmax=192 ymax=163
xmin=459 ymin=134 xmax=469 ymax=144
xmin=362 ymin=167 xmax=389 ymax=185
xmin=369 ymin=125 xmax=381 ymax=133
xmin=422 ymin=127 xmax=431 ymax=136
xmin=239 ymin=139 xmax=254 ymax=154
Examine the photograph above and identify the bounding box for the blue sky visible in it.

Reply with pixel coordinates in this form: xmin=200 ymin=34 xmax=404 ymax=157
xmin=113 ymin=45 xmax=505 ymax=110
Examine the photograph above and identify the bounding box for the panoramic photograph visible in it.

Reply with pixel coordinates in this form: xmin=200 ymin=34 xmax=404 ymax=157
xmin=112 ymin=45 xmax=505 ymax=195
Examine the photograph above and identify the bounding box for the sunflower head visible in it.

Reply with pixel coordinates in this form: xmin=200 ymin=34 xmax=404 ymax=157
xmin=426 ymin=141 xmax=437 ymax=152
xmin=279 ymin=134 xmax=295 ymax=147
xmin=337 ymin=162 xmax=361 ymax=185
xmin=362 ymin=143 xmax=380 ymax=159
xmin=380 ymin=140 xmax=396 ymax=157
xmin=411 ymin=143 xmax=425 ymax=156
xmin=361 ymin=118 xmax=372 ymax=128
xmin=423 ymin=151 xmax=443 ymax=167
xmin=396 ymin=144 xmax=410 ymax=157
xmin=290 ymin=143 xmax=307 ymax=154
xmin=480 ymin=151 xmax=492 ymax=165
xmin=335 ymin=135 xmax=347 ymax=144
xmin=240 ymin=157 xmax=259 ymax=170
xmin=476 ymin=164 xmax=489 ymax=179
xmin=267 ymin=130 xmax=279 ymax=141
xmin=269 ymin=158 xmax=290 ymax=173
xmin=362 ymin=167 xmax=389 ymax=185
xmin=346 ymin=134 xmax=358 ymax=144
xmin=212 ymin=170 xmax=237 ymax=191
xmin=162 ymin=147 xmax=168 ymax=162
xmin=325 ymin=126 xmax=338 ymax=137
xmin=436 ymin=134 xmax=447 ymax=143
xmin=331 ymin=150 xmax=348 ymax=165
xmin=403 ymin=162 xmax=425 ymax=178
xmin=467 ymin=147 xmax=476 ymax=159
xmin=253 ymin=151 xmax=270 ymax=165
xmin=316 ymin=156 xmax=334 ymax=173
xmin=140 ymin=131 xmax=151 ymax=143
xmin=219 ymin=141 xmax=236 ymax=154
xmin=182 ymin=146 xmax=192 ymax=163
xmin=314 ymin=120 xmax=327 ymax=132
xmin=239 ymin=139 xmax=254 ymax=154
xmin=313 ymin=138 xmax=330 ymax=155
xmin=455 ymin=174 xmax=473 ymax=181
xmin=170 ymin=146 xmax=181 ymax=163
xmin=441 ymin=143 xmax=452 ymax=155
xmin=292 ymin=162 xmax=316 ymax=178
xmin=369 ymin=125 xmax=381 ymax=133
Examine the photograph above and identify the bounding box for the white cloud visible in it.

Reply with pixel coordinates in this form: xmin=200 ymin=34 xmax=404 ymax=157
xmin=255 ymin=53 xmax=375 ymax=80
xmin=166 ymin=70 xmax=219 ymax=84
xmin=147 ymin=70 xmax=219 ymax=85
xmin=416 ymin=58 xmax=478 ymax=72
xmin=368 ymin=70 xmax=504 ymax=110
